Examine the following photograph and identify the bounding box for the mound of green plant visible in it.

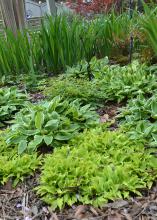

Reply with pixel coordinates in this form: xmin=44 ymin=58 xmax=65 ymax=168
xmin=0 ymin=154 xmax=41 ymax=186
xmin=0 ymin=86 xmax=28 ymax=127
xmin=118 ymin=94 xmax=157 ymax=146
xmin=6 ymin=96 xmax=99 ymax=154
xmin=100 ymin=61 xmax=157 ymax=102
xmin=44 ymin=77 xmax=106 ymax=106
xmin=0 ymin=130 xmax=41 ymax=186
xmin=65 ymin=57 xmax=109 ymax=79
xmin=45 ymin=60 xmax=157 ymax=105
xmin=37 ymin=128 xmax=157 ymax=209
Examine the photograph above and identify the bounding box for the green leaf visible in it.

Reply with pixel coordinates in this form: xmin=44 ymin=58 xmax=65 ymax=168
xmin=55 ymin=132 xmax=73 ymax=141
xmin=35 ymin=111 xmax=44 ymax=130
xmin=151 ymin=101 xmax=157 ymax=116
xmin=34 ymin=135 xmax=43 ymax=145
xmin=51 ymin=111 xmax=60 ymax=120
xmin=18 ymin=140 xmax=27 ymax=154
xmin=152 ymin=133 xmax=157 ymax=142
xmin=44 ymin=136 xmax=53 ymax=146
xmin=45 ymin=119 xmax=59 ymax=130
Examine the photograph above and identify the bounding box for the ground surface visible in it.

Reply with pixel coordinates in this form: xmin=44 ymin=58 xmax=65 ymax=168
xmin=1 ymin=175 xmax=157 ymax=220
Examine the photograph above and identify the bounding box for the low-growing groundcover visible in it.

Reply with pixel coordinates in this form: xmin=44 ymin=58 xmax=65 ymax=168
xmin=0 ymin=131 xmax=41 ymax=186
xmin=6 ymin=96 xmax=99 ymax=154
xmin=37 ymin=128 xmax=157 ymax=209
xmin=119 ymin=93 xmax=157 ymax=146
xmin=0 ymin=86 xmax=28 ymax=127
xmin=2 ymin=57 xmax=157 ymax=215
xmin=45 ymin=60 xmax=157 ymax=106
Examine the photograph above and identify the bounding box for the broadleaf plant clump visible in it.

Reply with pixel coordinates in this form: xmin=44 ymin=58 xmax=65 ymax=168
xmin=0 ymin=87 xmax=28 ymax=127
xmin=6 ymin=96 xmax=99 ymax=154
xmin=119 ymin=93 xmax=157 ymax=147
xmin=45 ymin=60 xmax=157 ymax=106
xmin=1 ymin=57 xmax=157 ymax=212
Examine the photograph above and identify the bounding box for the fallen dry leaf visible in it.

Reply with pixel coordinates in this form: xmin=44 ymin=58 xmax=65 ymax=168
xmin=74 ymin=205 xmax=89 ymax=219
xmin=103 ymin=200 xmax=129 ymax=209
xmin=50 ymin=212 xmax=59 ymax=220
xmin=100 ymin=114 xmax=109 ymax=123
xmin=107 ymin=213 xmax=123 ymax=220
xmin=89 ymin=207 xmax=98 ymax=216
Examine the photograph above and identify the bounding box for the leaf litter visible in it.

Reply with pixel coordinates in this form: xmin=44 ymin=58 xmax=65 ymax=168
xmin=1 ymin=174 xmax=157 ymax=220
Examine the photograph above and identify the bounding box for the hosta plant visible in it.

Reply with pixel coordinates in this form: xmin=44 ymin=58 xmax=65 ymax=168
xmin=6 ymin=96 xmax=99 ymax=154
xmin=0 ymin=86 xmax=28 ymax=127
xmin=45 ymin=60 xmax=157 ymax=105
xmin=37 ymin=128 xmax=157 ymax=209
xmin=65 ymin=56 xmax=109 ymax=79
xmin=118 ymin=94 xmax=157 ymax=146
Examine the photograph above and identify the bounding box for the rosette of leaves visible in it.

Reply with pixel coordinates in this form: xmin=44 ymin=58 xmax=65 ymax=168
xmin=65 ymin=57 xmax=109 ymax=79
xmin=37 ymin=128 xmax=157 ymax=209
xmin=0 ymin=87 xmax=27 ymax=127
xmin=118 ymin=94 xmax=157 ymax=146
xmin=7 ymin=96 xmax=99 ymax=154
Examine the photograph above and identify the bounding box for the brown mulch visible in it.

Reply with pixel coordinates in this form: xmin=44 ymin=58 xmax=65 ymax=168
xmin=29 ymin=93 xmax=46 ymax=103
xmin=97 ymin=102 xmax=123 ymax=130
xmin=1 ymin=174 xmax=157 ymax=220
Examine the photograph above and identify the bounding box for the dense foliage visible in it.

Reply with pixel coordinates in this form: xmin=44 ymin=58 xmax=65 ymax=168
xmin=37 ymin=128 xmax=157 ymax=209
xmin=119 ymin=94 xmax=157 ymax=146
xmin=66 ymin=0 xmax=121 ymax=15
xmin=0 ymin=87 xmax=28 ymax=127
xmin=45 ymin=60 xmax=157 ymax=105
xmin=6 ymin=96 xmax=99 ymax=154
xmin=0 ymin=14 xmax=134 ymax=78
xmin=2 ymin=3 xmax=157 ymax=212
xmin=0 ymin=131 xmax=41 ymax=186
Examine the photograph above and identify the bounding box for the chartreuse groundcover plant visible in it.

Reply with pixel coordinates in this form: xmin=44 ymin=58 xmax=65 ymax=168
xmin=37 ymin=128 xmax=157 ymax=209
xmin=0 ymin=86 xmax=28 ymax=127
xmin=6 ymin=96 xmax=99 ymax=154
xmin=45 ymin=59 xmax=157 ymax=105
xmin=0 ymin=130 xmax=41 ymax=186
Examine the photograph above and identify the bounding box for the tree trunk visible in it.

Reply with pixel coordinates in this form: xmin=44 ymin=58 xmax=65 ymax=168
xmin=0 ymin=0 xmax=26 ymax=34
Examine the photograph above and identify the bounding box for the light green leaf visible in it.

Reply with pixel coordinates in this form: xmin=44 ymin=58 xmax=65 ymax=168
xmin=45 ymin=119 xmax=59 ymax=130
xmin=35 ymin=111 xmax=44 ymax=130
xmin=55 ymin=132 xmax=73 ymax=141
xmin=34 ymin=135 xmax=43 ymax=145
xmin=44 ymin=136 xmax=53 ymax=146
xmin=18 ymin=140 xmax=27 ymax=154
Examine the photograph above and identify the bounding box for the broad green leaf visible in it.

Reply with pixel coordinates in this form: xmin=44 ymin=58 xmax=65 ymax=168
xmin=55 ymin=132 xmax=73 ymax=141
xmin=151 ymin=101 xmax=157 ymax=116
xmin=44 ymin=136 xmax=53 ymax=146
xmin=45 ymin=119 xmax=59 ymax=130
xmin=35 ymin=111 xmax=44 ymax=130
xmin=34 ymin=135 xmax=43 ymax=145
xmin=152 ymin=133 xmax=157 ymax=142
xmin=18 ymin=140 xmax=27 ymax=154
